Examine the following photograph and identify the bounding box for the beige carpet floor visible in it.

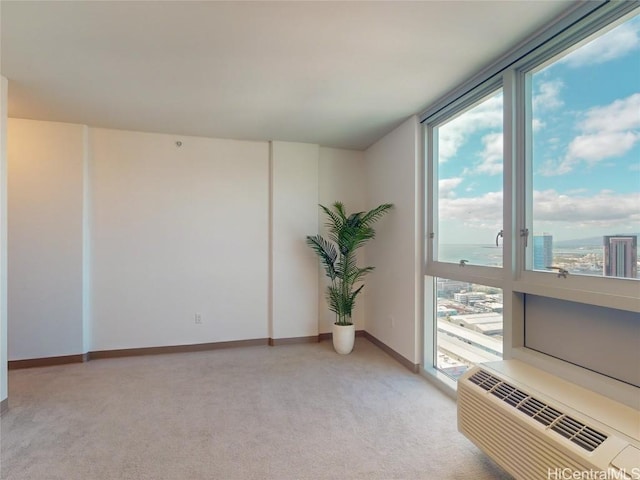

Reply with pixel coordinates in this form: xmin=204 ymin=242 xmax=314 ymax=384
xmin=0 ymin=338 xmax=512 ymax=480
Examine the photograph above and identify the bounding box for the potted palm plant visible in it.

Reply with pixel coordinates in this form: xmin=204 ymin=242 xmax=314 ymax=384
xmin=306 ymin=201 xmax=393 ymax=354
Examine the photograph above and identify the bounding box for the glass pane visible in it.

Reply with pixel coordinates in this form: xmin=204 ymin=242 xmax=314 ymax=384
xmin=435 ymin=278 xmax=503 ymax=380
xmin=528 ymin=12 xmax=640 ymax=279
xmin=435 ymin=90 xmax=503 ymax=267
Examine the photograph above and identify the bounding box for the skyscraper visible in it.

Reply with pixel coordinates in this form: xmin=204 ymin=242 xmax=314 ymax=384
xmin=603 ymin=235 xmax=638 ymax=278
xmin=533 ymin=234 xmax=553 ymax=271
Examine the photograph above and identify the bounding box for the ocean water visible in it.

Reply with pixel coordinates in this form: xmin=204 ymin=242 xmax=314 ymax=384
xmin=436 ymin=236 xmax=638 ymax=266
xmin=436 ymin=243 xmax=640 ymax=279
xmin=438 ymin=244 xmax=503 ymax=267
xmin=437 ymin=243 xmax=609 ymax=269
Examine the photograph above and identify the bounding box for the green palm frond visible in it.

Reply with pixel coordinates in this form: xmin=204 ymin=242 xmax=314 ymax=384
xmin=332 ymin=202 xmax=348 ymax=222
xmin=349 ymin=266 xmax=375 ymax=285
xmin=361 ymin=203 xmax=394 ymax=227
xmin=307 ymin=202 xmax=393 ymax=326
xmin=305 ymin=235 xmax=337 ymax=280
xmin=349 ymin=284 xmax=365 ymax=307
xmin=319 ymin=204 xmax=343 ymax=234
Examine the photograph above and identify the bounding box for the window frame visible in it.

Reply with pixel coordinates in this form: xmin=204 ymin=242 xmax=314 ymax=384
xmin=424 ymin=78 xmax=509 ymax=380
xmin=421 ymin=0 xmax=640 ymax=395
xmin=425 ymin=0 xmax=640 ymax=311
xmin=511 ymin=5 xmax=640 ymax=312
xmin=425 ymin=78 xmax=506 ymax=287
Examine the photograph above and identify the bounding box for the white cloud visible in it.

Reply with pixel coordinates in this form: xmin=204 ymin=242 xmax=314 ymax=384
xmin=439 ymin=191 xmax=503 ymax=224
xmin=475 ymin=132 xmax=503 ymax=175
xmin=579 ymin=93 xmax=640 ymax=133
xmin=439 ymin=177 xmax=463 ymax=198
xmin=532 ymin=118 xmax=546 ymax=132
xmin=464 ymin=181 xmax=478 ymax=193
xmin=533 ymin=189 xmax=640 ymax=225
xmin=530 ymin=80 xmax=562 ymax=136
xmin=438 ymin=93 xmax=502 ymax=163
xmin=543 ymin=94 xmax=640 ymax=175
xmin=561 ymin=18 xmax=640 ymax=68
xmin=538 ymin=158 xmax=572 ymax=176
xmin=566 ymin=131 xmax=639 ymax=164
xmin=439 ymin=190 xmax=640 ymax=241
xmin=533 ymin=80 xmax=564 ymax=111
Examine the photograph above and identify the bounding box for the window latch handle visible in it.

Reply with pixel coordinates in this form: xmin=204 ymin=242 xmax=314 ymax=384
xmin=547 ymin=266 xmax=569 ymax=278
xmin=520 ymin=228 xmax=529 ymax=247
xmin=495 ymin=230 xmax=504 ymax=247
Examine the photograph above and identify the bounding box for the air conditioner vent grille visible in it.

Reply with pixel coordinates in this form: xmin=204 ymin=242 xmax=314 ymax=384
xmin=467 ymin=369 xmax=608 ymax=452
xmin=551 ymin=417 xmax=609 ymax=452
xmin=533 ymin=405 xmax=563 ymax=427
xmin=469 ymin=369 xmax=500 ymax=390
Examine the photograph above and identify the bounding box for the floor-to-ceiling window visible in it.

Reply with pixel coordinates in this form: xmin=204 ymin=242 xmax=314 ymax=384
xmin=423 ymin=1 xmax=639 ymax=389
xmin=524 ymin=13 xmax=640 ymax=283
xmin=425 ymin=88 xmax=505 ymax=380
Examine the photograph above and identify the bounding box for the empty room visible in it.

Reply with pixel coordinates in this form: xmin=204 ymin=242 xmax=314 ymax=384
xmin=0 ymin=1 xmax=638 ymax=479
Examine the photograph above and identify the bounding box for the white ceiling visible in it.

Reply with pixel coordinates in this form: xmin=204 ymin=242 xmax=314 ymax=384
xmin=1 ymin=0 xmax=576 ymax=150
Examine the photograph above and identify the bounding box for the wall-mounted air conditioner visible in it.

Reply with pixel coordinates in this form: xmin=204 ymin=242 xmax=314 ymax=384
xmin=458 ymin=360 xmax=640 ymax=480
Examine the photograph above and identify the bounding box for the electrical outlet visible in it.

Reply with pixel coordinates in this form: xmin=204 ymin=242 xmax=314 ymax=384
xmin=195 ymin=313 xmax=202 ymax=324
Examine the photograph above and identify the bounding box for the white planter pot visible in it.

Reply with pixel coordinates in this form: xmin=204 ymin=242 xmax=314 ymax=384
xmin=332 ymin=323 xmax=355 ymax=355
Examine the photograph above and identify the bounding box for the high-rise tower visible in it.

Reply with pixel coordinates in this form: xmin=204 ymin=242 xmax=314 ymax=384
xmin=603 ymin=235 xmax=637 ymax=278
xmin=533 ymin=234 xmax=553 ymax=271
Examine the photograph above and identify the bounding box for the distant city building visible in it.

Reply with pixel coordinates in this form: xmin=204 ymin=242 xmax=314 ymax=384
xmin=453 ymin=292 xmax=486 ymax=305
xmin=484 ymin=302 xmax=503 ymax=313
xmin=437 ymin=306 xmax=457 ymax=317
xmin=448 ymin=312 xmax=503 ymax=336
xmin=603 ymin=235 xmax=638 ymax=278
xmin=436 ymin=278 xmax=472 ymax=295
xmin=533 ymin=234 xmax=553 ymax=270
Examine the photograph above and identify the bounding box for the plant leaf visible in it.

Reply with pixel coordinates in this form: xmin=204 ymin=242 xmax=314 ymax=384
xmin=309 ymin=202 xmax=393 ymax=322
xmin=305 ymin=235 xmax=337 ymax=280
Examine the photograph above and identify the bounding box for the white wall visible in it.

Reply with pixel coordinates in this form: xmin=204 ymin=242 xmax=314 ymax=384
xmin=6 ymin=118 xmax=365 ymax=362
xmin=1 ymin=77 xmax=8 ymax=403
xmin=82 ymin=129 xmax=91 ymax=354
xmin=270 ymin=141 xmax=319 ymax=339
xmin=90 ymin=129 xmax=270 ymax=350
xmin=364 ymin=116 xmax=421 ymax=363
xmin=317 ymin=147 xmax=366 ymax=333
xmin=524 ymin=295 xmax=640 ymax=388
xmin=8 ymin=119 xmax=86 ymax=360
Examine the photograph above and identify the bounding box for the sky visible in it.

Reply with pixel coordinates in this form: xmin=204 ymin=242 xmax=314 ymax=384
xmin=436 ymin=12 xmax=640 ymax=245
